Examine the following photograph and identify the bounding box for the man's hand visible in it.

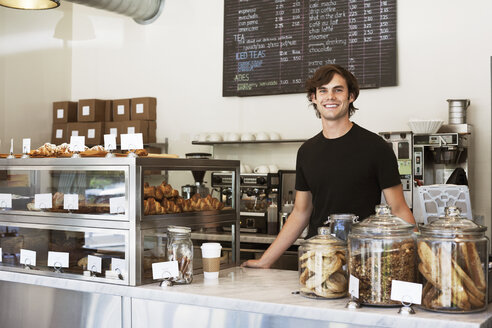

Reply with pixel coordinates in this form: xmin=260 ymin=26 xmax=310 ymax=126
xmin=240 ymin=259 xmax=270 ymax=269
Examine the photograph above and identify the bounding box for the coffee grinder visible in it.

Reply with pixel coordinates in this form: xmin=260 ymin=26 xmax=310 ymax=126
xmin=184 ymin=153 xmax=211 ymax=198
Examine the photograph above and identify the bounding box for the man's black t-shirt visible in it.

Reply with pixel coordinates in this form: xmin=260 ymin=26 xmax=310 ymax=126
xmin=295 ymin=123 xmax=401 ymax=237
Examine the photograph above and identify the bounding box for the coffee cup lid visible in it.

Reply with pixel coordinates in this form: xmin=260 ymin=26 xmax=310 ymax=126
xmin=201 ymin=242 xmax=222 ymax=249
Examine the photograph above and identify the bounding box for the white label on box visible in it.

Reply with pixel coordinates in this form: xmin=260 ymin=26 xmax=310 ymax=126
xmin=136 ymin=103 xmax=144 ymax=114
xmin=110 ymin=128 xmax=118 ymax=136
xmin=127 ymin=127 xmax=135 ymax=134
xmin=22 ymin=138 xmax=31 ymax=153
xmin=117 ymin=105 xmax=125 ymax=115
xmin=35 ymin=193 xmax=52 ymax=209
xmin=48 ymin=251 xmax=69 ymax=268
xmin=0 ymin=248 xmax=2 ymax=262
xmin=349 ymin=274 xmax=360 ymax=299
xmin=88 ymin=129 xmax=95 ymax=139
xmin=88 ymin=255 xmax=102 ymax=273
xmin=152 ymin=261 xmax=179 ymax=280
xmin=390 ymin=280 xmax=422 ymax=305
xmin=57 ymin=109 xmax=64 ymax=119
xmin=63 ymin=194 xmax=79 ymax=210
xmin=120 ymin=133 xmax=143 ymax=150
xmin=0 ymin=193 xmax=12 ymax=208
xmin=69 ymin=136 xmax=85 ymax=152
xmin=111 ymin=258 xmax=127 ymax=276
xmin=82 ymin=106 xmax=90 ymax=116
xmin=104 ymin=134 xmax=117 ymax=150
xmin=110 ymin=196 xmax=126 ymax=214
xmin=71 ymin=130 xmax=79 ymax=137
xmin=20 ymin=249 xmax=36 ymax=266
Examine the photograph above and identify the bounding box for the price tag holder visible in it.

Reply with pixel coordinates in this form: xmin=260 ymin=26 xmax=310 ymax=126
xmin=69 ymin=136 xmax=86 ymax=152
xmin=120 ymin=133 xmax=143 ymax=150
xmin=22 ymin=138 xmax=31 ymax=154
xmin=152 ymin=261 xmax=179 ymax=280
xmin=20 ymin=249 xmax=36 ymax=267
xmin=35 ymin=193 xmax=52 ymax=209
xmin=88 ymin=255 xmax=102 ymax=273
xmin=104 ymin=134 xmax=117 ymax=150
xmin=349 ymin=274 xmax=360 ymax=299
xmin=0 ymin=193 xmax=12 ymax=208
xmin=63 ymin=194 xmax=79 ymax=210
xmin=48 ymin=251 xmax=69 ymax=268
xmin=136 ymin=103 xmax=144 ymax=114
xmin=117 ymin=105 xmax=125 ymax=115
xmin=111 ymin=258 xmax=127 ymax=277
xmin=87 ymin=129 xmax=96 ymax=139
xmin=110 ymin=196 xmax=126 ymax=214
xmin=391 ymin=280 xmax=422 ymax=305
xmin=82 ymin=106 xmax=90 ymax=116
xmin=57 ymin=109 xmax=64 ymax=119
xmin=56 ymin=129 xmax=63 ymax=138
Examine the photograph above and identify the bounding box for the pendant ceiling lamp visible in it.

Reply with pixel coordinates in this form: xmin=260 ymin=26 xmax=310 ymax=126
xmin=0 ymin=0 xmax=60 ymax=10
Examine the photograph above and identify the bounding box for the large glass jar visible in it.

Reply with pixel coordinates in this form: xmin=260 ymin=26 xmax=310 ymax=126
xmin=298 ymin=226 xmax=348 ymax=299
xmin=418 ymin=206 xmax=489 ymax=313
xmin=348 ymin=204 xmax=416 ymax=306
xmin=166 ymin=226 xmax=193 ymax=284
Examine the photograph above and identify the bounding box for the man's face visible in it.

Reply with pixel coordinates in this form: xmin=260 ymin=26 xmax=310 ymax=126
xmin=311 ymin=73 xmax=354 ymax=122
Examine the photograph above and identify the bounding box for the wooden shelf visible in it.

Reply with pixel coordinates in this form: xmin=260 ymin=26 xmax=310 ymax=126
xmin=191 ymin=139 xmax=306 ymax=145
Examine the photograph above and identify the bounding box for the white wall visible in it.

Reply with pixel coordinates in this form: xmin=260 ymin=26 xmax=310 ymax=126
xmin=0 ymin=0 xmax=491 ymax=239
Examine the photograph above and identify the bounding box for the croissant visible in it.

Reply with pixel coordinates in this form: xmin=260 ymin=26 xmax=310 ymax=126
xmin=144 ymin=186 xmax=156 ymax=199
xmin=143 ymin=199 xmax=149 ymax=215
xmin=182 ymin=199 xmax=193 ymax=212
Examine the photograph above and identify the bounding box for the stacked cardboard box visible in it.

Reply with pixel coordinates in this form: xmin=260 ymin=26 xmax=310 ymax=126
xmin=51 ymin=97 xmax=157 ymax=146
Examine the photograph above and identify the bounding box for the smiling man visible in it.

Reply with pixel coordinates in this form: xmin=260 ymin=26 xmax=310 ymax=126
xmin=242 ymin=64 xmax=415 ymax=269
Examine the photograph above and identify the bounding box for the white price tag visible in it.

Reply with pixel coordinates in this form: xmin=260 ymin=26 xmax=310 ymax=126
xmin=57 ymin=109 xmax=64 ymax=119
xmin=71 ymin=130 xmax=79 ymax=137
xmin=88 ymin=255 xmax=102 ymax=273
xmin=82 ymin=106 xmax=90 ymax=116
xmin=136 ymin=103 xmax=144 ymax=114
xmin=48 ymin=251 xmax=69 ymax=268
xmin=63 ymin=194 xmax=79 ymax=210
xmin=56 ymin=129 xmax=63 ymax=138
xmin=390 ymin=280 xmax=422 ymax=305
xmin=120 ymin=133 xmax=143 ymax=150
xmin=110 ymin=196 xmax=126 ymax=214
xmin=117 ymin=105 xmax=125 ymax=115
xmin=69 ymin=136 xmax=86 ymax=152
xmin=152 ymin=261 xmax=179 ymax=280
xmin=87 ymin=129 xmax=95 ymax=139
xmin=20 ymin=249 xmax=36 ymax=266
xmin=0 ymin=248 xmax=2 ymax=262
xmin=104 ymin=134 xmax=117 ymax=150
xmin=22 ymin=138 xmax=31 ymax=153
xmin=0 ymin=193 xmax=12 ymax=208
xmin=349 ymin=274 xmax=360 ymax=299
xmin=35 ymin=193 xmax=52 ymax=209
xmin=110 ymin=128 xmax=118 ymax=136
xmin=111 ymin=258 xmax=127 ymax=276
xmin=127 ymin=127 xmax=135 ymax=134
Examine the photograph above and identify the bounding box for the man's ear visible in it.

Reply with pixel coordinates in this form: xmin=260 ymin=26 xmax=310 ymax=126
xmin=311 ymin=93 xmax=316 ymax=102
xmin=348 ymin=93 xmax=354 ymax=103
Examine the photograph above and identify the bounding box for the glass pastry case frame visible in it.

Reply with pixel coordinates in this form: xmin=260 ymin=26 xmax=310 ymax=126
xmin=0 ymin=157 xmax=241 ymax=286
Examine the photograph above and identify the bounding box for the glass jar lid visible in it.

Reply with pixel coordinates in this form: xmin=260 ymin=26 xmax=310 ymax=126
xmin=167 ymin=226 xmax=191 ymax=234
xmin=351 ymin=204 xmax=414 ymax=235
xmin=300 ymin=226 xmax=346 ymax=247
xmin=420 ymin=206 xmax=486 ymax=236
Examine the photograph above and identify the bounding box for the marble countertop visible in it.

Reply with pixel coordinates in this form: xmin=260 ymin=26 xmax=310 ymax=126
xmin=0 ymin=268 xmax=490 ymax=328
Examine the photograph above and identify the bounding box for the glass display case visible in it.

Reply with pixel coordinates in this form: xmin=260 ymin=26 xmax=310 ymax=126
xmin=0 ymin=157 xmax=240 ymax=285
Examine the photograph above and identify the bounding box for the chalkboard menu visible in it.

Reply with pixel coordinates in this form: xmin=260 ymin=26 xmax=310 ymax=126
xmin=223 ymin=0 xmax=397 ymax=97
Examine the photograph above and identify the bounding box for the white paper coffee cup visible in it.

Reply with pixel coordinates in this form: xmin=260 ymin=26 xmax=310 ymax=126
xmin=201 ymin=243 xmax=222 ymax=279
xmin=201 ymin=242 xmax=222 ymax=258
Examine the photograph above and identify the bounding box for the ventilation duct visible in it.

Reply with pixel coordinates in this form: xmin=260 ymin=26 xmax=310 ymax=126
xmin=64 ymin=0 xmax=164 ymax=24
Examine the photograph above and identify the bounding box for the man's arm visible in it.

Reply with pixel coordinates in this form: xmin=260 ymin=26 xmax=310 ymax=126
xmin=382 ymin=184 xmax=416 ymax=225
xmin=241 ymin=190 xmax=313 ymax=269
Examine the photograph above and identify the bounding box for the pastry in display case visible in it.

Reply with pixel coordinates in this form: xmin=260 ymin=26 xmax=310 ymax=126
xmin=418 ymin=206 xmax=488 ymax=313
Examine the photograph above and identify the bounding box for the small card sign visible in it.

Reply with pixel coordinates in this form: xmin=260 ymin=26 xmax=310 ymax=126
xmin=20 ymin=249 xmax=36 ymax=266
xmin=390 ymin=280 xmax=422 ymax=305
xmin=63 ymin=194 xmax=79 ymax=210
xmin=88 ymin=255 xmax=102 ymax=273
xmin=57 ymin=109 xmax=64 ymax=119
xmin=349 ymin=274 xmax=360 ymax=299
xmin=152 ymin=260 xmax=179 ymax=280
xmin=0 ymin=193 xmax=12 ymax=208
xmin=82 ymin=106 xmax=90 ymax=116
xmin=48 ymin=251 xmax=69 ymax=268
xmin=104 ymin=134 xmax=117 ymax=151
xmin=69 ymin=136 xmax=86 ymax=152
xmin=111 ymin=258 xmax=127 ymax=276
xmin=110 ymin=196 xmax=126 ymax=214
xmin=136 ymin=103 xmax=144 ymax=114
xmin=117 ymin=105 xmax=125 ymax=115
xmin=35 ymin=193 xmax=52 ymax=209
xmin=120 ymin=133 xmax=143 ymax=151
xmin=22 ymin=138 xmax=31 ymax=154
